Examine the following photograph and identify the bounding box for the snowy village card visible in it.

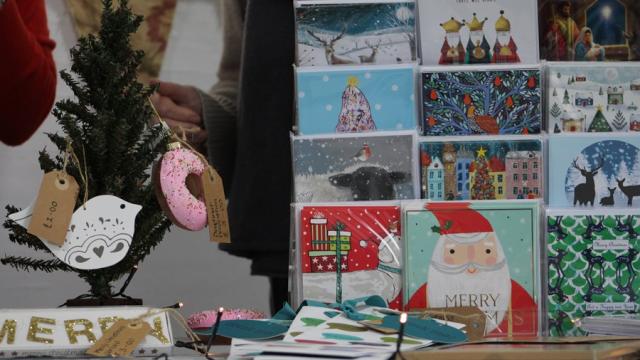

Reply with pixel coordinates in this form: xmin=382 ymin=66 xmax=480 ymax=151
xmin=419 ymin=136 xmax=544 ymax=201
xmin=295 ymin=203 xmax=403 ymax=309
xmin=548 ymin=133 xmax=640 ymax=208
xmin=418 ymin=0 xmax=539 ymax=65
xmin=421 ymin=65 xmax=542 ymax=136
xmin=291 ymin=131 xmax=417 ymax=203
xmin=295 ymin=1 xmax=417 ymax=66
xmin=545 ymin=209 xmax=640 ymax=336
xmin=539 ymin=0 xmax=640 ymax=62
xmin=547 ymin=62 xmax=640 ymax=133
xmin=403 ymin=200 xmax=541 ymax=337
xmin=296 ymin=64 xmax=417 ymax=135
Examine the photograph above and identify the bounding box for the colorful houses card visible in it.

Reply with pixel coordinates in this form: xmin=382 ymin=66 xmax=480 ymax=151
xmin=539 ymin=0 xmax=640 ymax=62
xmin=293 ymin=203 xmax=403 ymax=309
xmin=296 ymin=64 xmax=417 ymax=135
xmin=548 ymin=133 xmax=640 ymax=208
xmin=419 ymin=136 xmax=544 ymax=201
xmin=545 ymin=209 xmax=640 ymax=336
xmin=403 ymin=200 xmax=541 ymax=337
xmin=418 ymin=0 xmax=539 ymax=65
xmin=295 ymin=0 xmax=417 ymax=66
xmin=421 ymin=65 xmax=542 ymax=136
xmin=292 ymin=131 xmax=418 ymax=203
xmin=547 ymin=62 xmax=640 ymax=133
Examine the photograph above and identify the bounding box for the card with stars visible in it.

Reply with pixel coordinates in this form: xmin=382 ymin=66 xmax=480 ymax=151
xmin=292 ymin=202 xmax=403 ymax=309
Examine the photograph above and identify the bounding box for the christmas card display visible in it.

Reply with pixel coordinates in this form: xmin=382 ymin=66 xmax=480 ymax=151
xmin=295 ymin=1 xmax=417 ymax=66
xmin=547 ymin=62 xmax=640 ymax=133
xmin=296 ymin=64 xmax=417 ymax=135
xmin=293 ymin=203 xmax=403 ymax=309
xmin=545 ymin=209 xmax=640 ymax=336
xmin=421 ymin=65 xmax=541 ymax=136
xmin=403 ymin=200 xmax=541 ymax=337
xmin=292 ymin=131 xmax=417 ymax=202
xmin=539 ymin=0 xmax=640 ymax=62
xmin=418 ymin=0 xmax=539 ymax=65
xmin=419 ymin=136 xmax=544 ymax=201
xmin=548 ymin=133 xmax=640 ymax=208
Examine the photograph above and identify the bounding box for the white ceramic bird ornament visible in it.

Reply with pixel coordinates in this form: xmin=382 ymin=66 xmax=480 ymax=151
xmin=8 ymin=195 xmax=142 ymax=270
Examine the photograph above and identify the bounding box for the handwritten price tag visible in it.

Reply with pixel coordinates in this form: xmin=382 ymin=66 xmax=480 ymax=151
xmin=86 ymin=319 xmax=151 ymax=357
xmin=28 ymin=171 xmax=79 ymax=246
xmin=201 ymin=166 xmax=230 ymax=243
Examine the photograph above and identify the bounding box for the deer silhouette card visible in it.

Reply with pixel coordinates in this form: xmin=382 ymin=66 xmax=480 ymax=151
xmin=547 ymin=62 xmax=640 ymax=133
xmin=545 ymin=209 xmax=640 ymax=336
xmin=421 ymin=65 xmax=542 ymax=136
xmin=418 ymin=0 xmax=539 ymax=66
xmin=291 ymin=131 xmax=418 ymax=203
xmin=294 ymin=0 xmax=417 ymax=66
xmin=418 ymin=136 xmax=544 ymax=201
xmin=293 ymin=203 xmax=403 ymax=309
xmin=296 ymin=64 xmax=417 ymax=135
xmin=403 ymin=200 xmax=541 ymax=337
xmin=548 ymin=133 xmax=640 ymax=208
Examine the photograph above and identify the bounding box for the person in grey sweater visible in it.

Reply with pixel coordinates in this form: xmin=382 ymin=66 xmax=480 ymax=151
xmin=150 ymin=0 xmax=294 ymax=313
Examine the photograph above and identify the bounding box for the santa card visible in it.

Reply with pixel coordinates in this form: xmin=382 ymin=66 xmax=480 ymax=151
xmin=291 ymin=131 xmax=418 ymax=203
xmin=418 ymin=0 xmax=539 ymax=66
xmin=296 ymin=64 xmax=417 ymax=135
xmin=292 ymin=202 xmax=403 ymax=309
xmin=546 ymin=62 xmax=640 ymax=133
xmin=548 ymin=133 xmax=640 ymax=208
xmin=403 ymin=200 xmax=541 ymax=337
xmin=419 ymin=136 xmax=544 ymax=201
xmin=539 ymin=0 xmax=640 ymax=62
xmin=295 ymin=1 xmax=417 ymax=66
xmin=421 ymin=65 xmax=542 ymax=136
xmin=545 ymin=208 xmax=640 ymax=336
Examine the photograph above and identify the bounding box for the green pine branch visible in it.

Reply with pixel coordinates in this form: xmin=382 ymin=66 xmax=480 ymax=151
xmin=1 ymin=256 xmax=71 ymax=273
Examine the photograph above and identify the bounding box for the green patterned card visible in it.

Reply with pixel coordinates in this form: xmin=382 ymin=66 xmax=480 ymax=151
xmin=546 ymin=209 xmax=640 ymax=336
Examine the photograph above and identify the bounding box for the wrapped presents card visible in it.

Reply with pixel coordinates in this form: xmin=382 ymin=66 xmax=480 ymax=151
xmin=419 ymin=135 xmax=544 ymax=201
xmin=548 ymin=133 xmax=640 ymax=208
xmin=295 ymin=0 xmax=417 ymax=66
xmin=403 ymin=200 xmax=541 ymax=337
xmin=545 ymin=208 xmax=640 ymax=336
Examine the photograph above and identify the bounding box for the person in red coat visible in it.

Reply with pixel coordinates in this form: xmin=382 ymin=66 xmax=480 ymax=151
xmin=0 ymin=0 xmax=56 ymax=146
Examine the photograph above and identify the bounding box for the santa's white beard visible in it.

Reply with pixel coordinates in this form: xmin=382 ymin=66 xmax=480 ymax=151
xmin=427 ymin=262 xmax=511 ymax=333
xmin=470 ymin=31 xmax=484 ymax=46
xmin=446 ymin=33 xmax=461 ymax=46
xmin=497 ymin=32 xmax=511 ymax=47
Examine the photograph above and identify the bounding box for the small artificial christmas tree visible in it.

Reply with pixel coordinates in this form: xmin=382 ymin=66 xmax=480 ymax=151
xmin=563 ymin=89 xmax=570 ymax=105
xmin=470 ymin=149 xmax=495 ymax=200
xmin=3 ymin=0 xmax=170 ymax=303
xmin=550 ymin=102 xmax=562 ymax=119
xmin=612 ymin=110 xmax=627 ymax=130
xmin=335 ymin=76 xmax=376 ymax=132
xmin=588 ymin=106 xmax=612 ymax=132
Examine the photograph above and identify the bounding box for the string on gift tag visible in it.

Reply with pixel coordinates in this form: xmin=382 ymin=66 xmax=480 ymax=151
xmin=62 ymin=138 xmax=89 ymax=208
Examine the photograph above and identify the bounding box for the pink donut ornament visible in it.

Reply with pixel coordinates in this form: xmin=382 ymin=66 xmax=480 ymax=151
xmin=187 ymin=309 xmax=267 ymax=330
xmin=154 ymin=147 xmax=208 ymax=231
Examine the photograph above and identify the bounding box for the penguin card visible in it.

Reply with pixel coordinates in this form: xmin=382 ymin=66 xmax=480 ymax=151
xmin=417 ymin=0 xmax=539 ymax=66
xmin=421 ymin=65 xmax=542 ymax=136
xmin=291 ymin=202 xmax=403 ymax=309
xmin=295 ymin=64 xmax=417 ymax=135
xmin=548 ymin=133 xmax=640 ymax=208
xmin=418 ymin=135 xmax=544 ymax=201
xmin=538 ymin=0 xmax=640 ymax=62
xmin=546 ymin=62 xmax=640 ymax=133
xmin=545 ymin=208 xmax=640 ymax=337
xmin=294 ymin=0 xmax=417 ymax=67
xmin=291 ymin=131 xmax=418 ymax=203
xmin=403 ymin=200 xmax=541 ymax=337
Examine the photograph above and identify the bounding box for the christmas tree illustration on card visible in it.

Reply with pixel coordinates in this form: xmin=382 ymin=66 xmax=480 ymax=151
xmin=336 ymin=76 xmax=376 ymax=132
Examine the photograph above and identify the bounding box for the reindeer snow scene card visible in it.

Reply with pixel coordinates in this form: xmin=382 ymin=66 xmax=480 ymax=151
xmin=421 ymin=65 xmax=542 ymax=136
xmin=547 ymin=62 xmax=640 ymax=133
xmin=548 ymin=134 xmax=640 ymax=208
xmin=296 ymin=204 xmax=403 ymax=308
xmin=296 ymin=65 xmax=416 ymax=135
xmin=295 ymin=0 xmax=416 ymax=66
xmin=418 ymin=0 xmax=539 ymax=66
xmin=419 ymin=136 xmax=543 ymax=201
xmin=403 ymin=200 xmax=540 ymax=337
xmin=292 ymin=132 xmax=417 ymax=202
xmin=546 ymin=209 xmax=640 ymax=336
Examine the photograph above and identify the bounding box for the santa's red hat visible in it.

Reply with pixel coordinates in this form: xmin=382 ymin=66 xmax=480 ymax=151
xmin=425 ymin=202 xmax=493 ymax=243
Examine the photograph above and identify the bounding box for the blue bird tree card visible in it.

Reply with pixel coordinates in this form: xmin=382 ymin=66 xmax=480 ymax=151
xmin=421 ymin=65 xmax=541 ymax=136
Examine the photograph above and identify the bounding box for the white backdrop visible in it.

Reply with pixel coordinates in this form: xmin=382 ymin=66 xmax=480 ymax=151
xmin=0 ymin=0 xmax=270 ymax=317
